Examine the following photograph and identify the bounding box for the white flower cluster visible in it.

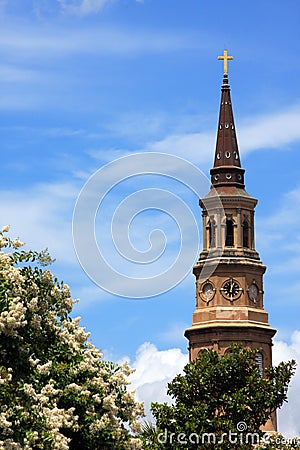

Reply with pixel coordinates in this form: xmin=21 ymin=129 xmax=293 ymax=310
xmin=0 ymin=226 xmax=24 ymax=250
xmin=0 ymin=298 xmax=27 ymax=337
xmin=0 ymin=227 xmax=144 ymax=449
xmin=0 ymin=439 xmax=31 ymax=450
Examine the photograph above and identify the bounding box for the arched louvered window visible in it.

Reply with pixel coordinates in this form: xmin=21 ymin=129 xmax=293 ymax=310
xmin=225 ymin=219 xmax=234 ymax=246
xmin=209 ymin=219 xmax=216 ymax=248
xmin=255 ymin=352 xmax=263 ymax=377
xmin=243 ymin=220 xmax=249 ymax=248
xmin=197 ymin=348 xmax=209 ymax=358
xmin=224 ymin=347 xmax=233 ymax=356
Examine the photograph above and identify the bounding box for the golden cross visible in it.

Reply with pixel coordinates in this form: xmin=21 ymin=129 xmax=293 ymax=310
xmin=218 ymin=49 xmax=233 ymax=74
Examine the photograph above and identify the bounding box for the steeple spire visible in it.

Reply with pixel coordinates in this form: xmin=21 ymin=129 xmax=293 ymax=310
xmin=210 ymin=52 xmax=245 ymax=188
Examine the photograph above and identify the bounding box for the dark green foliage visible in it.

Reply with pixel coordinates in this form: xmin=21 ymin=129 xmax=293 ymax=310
xmin=142 ymin=345 xmax=296 ymax=449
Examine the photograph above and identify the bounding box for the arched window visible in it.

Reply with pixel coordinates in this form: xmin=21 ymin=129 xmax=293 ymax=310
xmin=223 ymin=347 xmax=234 ymax=356
xmin=225 ymin=219 xmax=234 ymax=246
xmin=243 ymin=220 xmax=249 ymax=248
xmin=209 ymin=219 xmax=216 ymax=248
xmin=255 ymin=352 xmax=263 ymax=377
xmin=197 ymin=348 xmax=209 ymax=358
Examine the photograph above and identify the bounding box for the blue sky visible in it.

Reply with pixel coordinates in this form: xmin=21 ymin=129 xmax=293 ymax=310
xmin=1 ymin=0 xmax=300 ymax=435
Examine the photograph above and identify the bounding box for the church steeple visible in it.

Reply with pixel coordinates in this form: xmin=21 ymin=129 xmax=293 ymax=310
xmin=185 ymin=51 xmax=277 ymax=432
xmin=210 ymin=72 xmax=245 ymax=188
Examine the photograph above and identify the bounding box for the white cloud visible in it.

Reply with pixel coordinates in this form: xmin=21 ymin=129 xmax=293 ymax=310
xmin=273 ymin=332 xmax=300 ymax=437
xmin=239 ymin=105 xmax=300 ymax=154
xmin=148 ymin=132 xmax=214 ymax=166
xmin=83 ymin=103 xmax=300 ymax=172
xmin=0 ymin=179 xmax=106 ymax=309
xmin=88 ymin=148 xmax=133 ymax=163
xmin=72 ymin=284 xmax=110 ymax=308
xmin=0 ymin=153 xmax=205 ymax=302
xmin=129 ymin=342 xmax=188 ymax=418
xmin=128 ymin=336 xmax=300 ymax=436
xmin=82 ymin=104 xmax=300 ymax=175
xmin=256 ymin=185 xmax=300 ymax=273
xmin=58 ymin=0 xmax=145 ymax=15
xmin=0 ymin=21 xmax=199 ymax=61
xmin=0 ymin=64 xmax=48 ymax=83
xmin=159 ymin=322 xmax=190 ymax=345
xmin=59 ymin=0 xmax=113 ymax=16
xmin=0 ymin=181 xmax=78 ymax=264
xmin=142 ymin=104 xmax=300 ymax=167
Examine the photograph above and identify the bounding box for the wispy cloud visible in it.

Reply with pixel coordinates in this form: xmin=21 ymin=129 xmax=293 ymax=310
xmin=0 ymin=21 xmax=193 ymax=60
xmin=148 ymin=132 xmax=214 ymax=166
xmin=0 ymin=175 xmax=114 ymax=307
xmin=255 ymin=185 xmax=300 ymax=331
xmin=58 ymin=0 xmax=145 ymax=15
xmin=257 ymin=185 xmax=300 ymax=253
xmin=0 ymin=181 xmax=78 ymax=264
xmin=82 ymin=104 xmax=300 ymax=177
xmin=239 ymin=105 xmax=300 ymax=154
xmin=140 ymin=104 xmax=300 ymax=166
xmin=0 ymin=64 xmax=50 ymax=83
xmin=159 ymin=321 xmax=190 ymax=345
xmin=58 ymin=0 xmax=113 ymax=16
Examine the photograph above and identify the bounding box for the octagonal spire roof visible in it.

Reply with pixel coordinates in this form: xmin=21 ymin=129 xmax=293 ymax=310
xmin=210 ymin=55 xmax=245 ymax=188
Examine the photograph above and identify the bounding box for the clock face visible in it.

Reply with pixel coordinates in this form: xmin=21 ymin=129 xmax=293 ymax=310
xmin=221 ymin=279 xmax=242 ymax=301
xmin=248 ymin=283 xmax=259 ymax=301
xmin=200 ymin=281 xmax=215 ymax=303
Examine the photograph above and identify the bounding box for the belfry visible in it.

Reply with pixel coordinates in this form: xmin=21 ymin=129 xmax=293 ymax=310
xmin=184 ymin=50 xmax=277 ymax=431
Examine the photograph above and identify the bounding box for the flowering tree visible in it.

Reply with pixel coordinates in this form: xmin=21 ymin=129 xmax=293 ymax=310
xmin=0 ymin=226 xmax=143 ymax=450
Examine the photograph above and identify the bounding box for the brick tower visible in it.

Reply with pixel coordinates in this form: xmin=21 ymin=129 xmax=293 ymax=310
xmin=184 ymin=51 xmax=277 ymax=431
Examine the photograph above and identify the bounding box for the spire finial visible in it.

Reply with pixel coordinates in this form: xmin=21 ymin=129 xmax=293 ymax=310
xmin=218 ymin=49 xmax=233 ymax=75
